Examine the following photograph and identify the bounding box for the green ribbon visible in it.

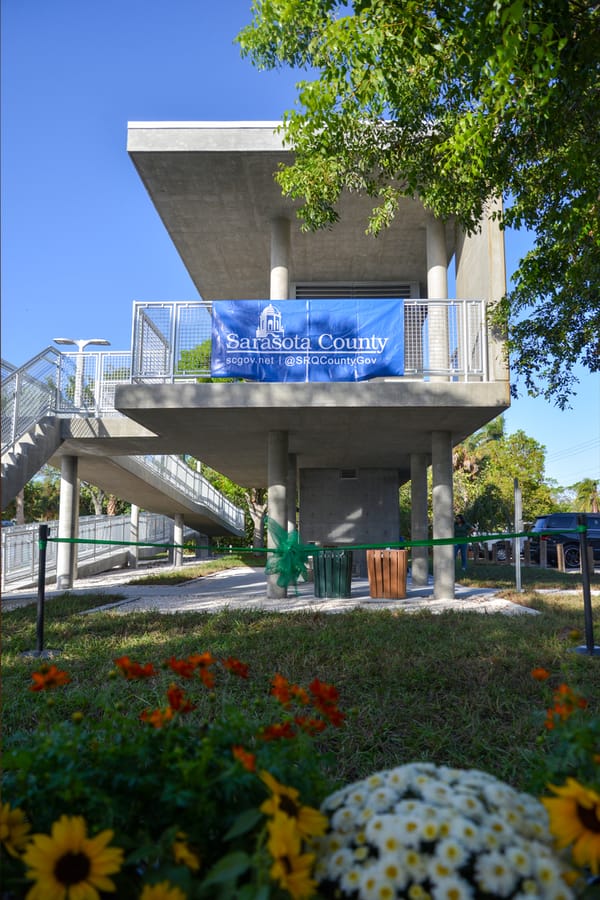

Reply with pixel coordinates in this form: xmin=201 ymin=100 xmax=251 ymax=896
xmin=265 ymin=521 xmax=312 ymax=591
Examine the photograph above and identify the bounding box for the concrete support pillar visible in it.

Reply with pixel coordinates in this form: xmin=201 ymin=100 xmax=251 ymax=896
xmin=287 ymin=453 xmax=297 ymax=532
xmin=270 ymin=217 xmax=291 ymax=301
xmin=173 ymin=513 xmax=184 ymax=568
xmin=267 ymin=430 xmax=288 ymax=599
xmin=128 ymin=504 xmax=140 ymax=568
xmin=431 ymin=431 xmax=455 ymax=600
xmin=56 ymin=455 xmax=79 ymax=590
xmin=426 ymin=215 xmax=450 ymax=379
xmin=410 ymin=453 xmax=429 ymax=586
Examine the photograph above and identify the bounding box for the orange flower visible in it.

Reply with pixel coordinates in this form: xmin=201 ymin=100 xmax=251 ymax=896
xmin=261 ymin=722 xmax=297 ymax=741
xmin=166 ymin=684 xmax=197 ymax=713
xmin=114 ymin=656 xmax=156 ymax=679
xmin=188 ymin=651 xmax=215 ymax=668
xmin=29 ymin=664 xmax=70 ymax=692
xmin=232 ymin=745 xmax=256 ymax=772
xmin=290 ymin=684 xmax=310 ymax=705
xmin=140 ymin=707 xmax=174 ymax=728
xmin=309 ymin=678 xmax=339 ymax=706
xmin=294 ymin=715 xmax=327 ymax=735
xmin=165 ymin=656 xmax=196 ymax=678
xmin=222 ymin=656 xmax=249 ymax=678
xmin=271 ymin=673 xmax=293 ymax=706
xmin=531 ymin=667 xmax=550 ymax=681
xmin=198 ymin=667 xmax=215 ymax=689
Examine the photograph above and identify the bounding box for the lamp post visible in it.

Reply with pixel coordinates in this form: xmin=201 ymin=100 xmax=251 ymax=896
xmin=53 ymin=337 xmax=111 ymax=408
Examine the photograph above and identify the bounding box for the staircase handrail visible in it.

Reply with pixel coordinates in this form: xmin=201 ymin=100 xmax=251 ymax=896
xmin=135 ymin=455 xmax=245 ymax=533
xmin=1 ymin=347 xmax=73 ymax=454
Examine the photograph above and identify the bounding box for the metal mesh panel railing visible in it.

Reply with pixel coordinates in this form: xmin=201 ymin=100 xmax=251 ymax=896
xmin=1 ymin=348 xmax=71 ymax=453
xmin=53 ymin=352 xmax=133 ymax=415
xmin=174 ymin=302 xmax=213 ymax=376
xmin=404 ymin=299 xmax=486 ymax=381
xmin=131 ymin=302 xmax=173 ymax=380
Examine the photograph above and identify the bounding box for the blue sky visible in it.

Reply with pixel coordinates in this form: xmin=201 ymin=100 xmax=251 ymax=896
xmin=2 ymin=0 xmax=598 ymax=491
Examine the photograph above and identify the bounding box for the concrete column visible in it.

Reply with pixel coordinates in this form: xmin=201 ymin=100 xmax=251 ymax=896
xmin=431 ymin=431 xmax=454 ymax=600
xmin=426 ymin=215 xmax=450 ymax=379
xmin=287 ymin=453 xmax=297 ymax=532
xmin=56 ymin=455 xmax=79 ymax=590
xmin=128 ymin=504 xmax=140 ymax=568
xmin=410 ymin=453 xmax=429 ymax=586
xmin=267 ymin=430 xmax=288 ymax=599
xmin=173 ymin=513 xmax=184 ymax=568
xmin=270 ymin=217 xmax=291 ymax=301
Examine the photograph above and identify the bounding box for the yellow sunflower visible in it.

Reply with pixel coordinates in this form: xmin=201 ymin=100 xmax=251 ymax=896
xmin=1 ymin=802 xmax=31 ymax=858
xmin=267 ymin=812 xmax=317 ymax=900
xmin=140 ymin=881 xmax=187 ymax=900
xmin=259 ymin=770 xmax=328 ymax=839
xmin=543 ymin=778 xmax=600 ymax=874
xmin=172 ymin=831 xmax=200 ymax=871
xmin=22 ymin=814 xmax=124 ymax=900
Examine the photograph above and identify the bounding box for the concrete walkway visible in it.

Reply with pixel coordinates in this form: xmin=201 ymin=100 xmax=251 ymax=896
xmin=2 ymin=559 xmax=538 ymax=616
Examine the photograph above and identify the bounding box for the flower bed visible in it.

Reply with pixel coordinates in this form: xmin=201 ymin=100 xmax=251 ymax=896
xmin=1 ymin=658 xmax=598 ymax=898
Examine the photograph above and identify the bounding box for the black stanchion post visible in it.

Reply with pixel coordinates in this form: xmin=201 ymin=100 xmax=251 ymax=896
xmin=574 ymin=513 xmax=600 ymax=657
xmin=36 ymin=523 xmax=48 ymax=655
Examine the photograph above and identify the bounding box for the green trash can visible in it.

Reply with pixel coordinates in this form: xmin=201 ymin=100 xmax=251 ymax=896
xmin=313 ymin=549 xmax=353 ymax=599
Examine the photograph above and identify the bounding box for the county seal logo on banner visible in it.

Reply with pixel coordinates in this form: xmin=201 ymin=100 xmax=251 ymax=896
xmin=210 ymin=299 xmax=404 ymax=382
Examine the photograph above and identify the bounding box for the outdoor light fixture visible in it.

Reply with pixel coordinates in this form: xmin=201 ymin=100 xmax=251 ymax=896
xmin=53 ymin=338 xmax=111 ymax=407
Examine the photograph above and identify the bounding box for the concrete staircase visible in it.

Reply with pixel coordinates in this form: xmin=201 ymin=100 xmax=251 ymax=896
xmin=1 ymin=417 xmax=63 ymax=505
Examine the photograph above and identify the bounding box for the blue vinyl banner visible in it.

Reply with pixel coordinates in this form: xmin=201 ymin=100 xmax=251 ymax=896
xmin=210 ymin=299 xmax=404 ymax=382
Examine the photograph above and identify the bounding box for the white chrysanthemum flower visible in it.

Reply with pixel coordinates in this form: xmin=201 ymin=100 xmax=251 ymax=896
xmin=358 ymin=863 xmax=394 ymax=900
xmin=400 ymin=846 xmax=429 ymax=882
xmin=505 ymin=844 xmax=535 ymax=877
xmin=340 ymin=864 xmax=363 ymax=894
xmin=366 ymin=773 xmax=385 ymax=789
xmin=365 ymin=816 xmax=386 ymax=842
xmin=369 ymin=786 xmax=401 ymax=812
xmin=534 ymin=855 xmax=565 ymax=889
xmin=434 ymin=837 xmax=469 ymax=870
xmin=354 ymin=844 xmax=370 ymax=862
xmin=419 ymin=817 xmax=441 ymax=843
xmin=387 ymin=768 xmax=411 ymax=791
xmin=420 ymin=780 xmax=454 ymax=806
xmin=326 ymin=846 xmax=355 ymax=879
xmin=407 ymin=885 xmax=432 ymax=900
xmin=447 ymin=815 xmax=483 ymax=852
xmin=453 ymin=791 xmax=486 ymax=820
xmin=332 ymin=805 xmax=362 ymax=832
xmin=375 ymin=855 xmax=410 ymax=891
xmin=474 ymin=850 xmax=519 ymax=896
xmin=430 ymin=873 xmax=475 ymax=899
xmin=323 ymin=787 xmax=350 ymax=811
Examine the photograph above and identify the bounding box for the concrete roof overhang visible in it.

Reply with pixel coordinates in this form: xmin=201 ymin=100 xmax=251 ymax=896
xmin=127 ymin=121 xmax=456 ymax=299
xmin=115 ymin=381 xmax=510 ymax=488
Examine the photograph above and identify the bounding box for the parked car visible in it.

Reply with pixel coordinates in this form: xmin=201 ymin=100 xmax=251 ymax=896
xmin=529 ymin=513 xmax=600 ymax=569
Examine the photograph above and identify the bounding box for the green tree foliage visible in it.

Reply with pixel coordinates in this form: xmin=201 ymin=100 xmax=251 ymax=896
xmin=237 ymin=0 xmax=600 ymax=406
xmin=452 ymin=420 xmax=559 ymax=530
xmin=571 ymin=478 xmax=600 ymax=513
xmin=186 ymin=458 xmax=268 ymax=547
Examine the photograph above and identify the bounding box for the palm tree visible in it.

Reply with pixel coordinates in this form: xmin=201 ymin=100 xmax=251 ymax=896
xmin=571 ymin=478 xmax=599 ymax=513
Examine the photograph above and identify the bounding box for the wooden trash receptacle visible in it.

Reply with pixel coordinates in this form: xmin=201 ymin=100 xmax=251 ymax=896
xmin=366 ymin=549 xmax=408 ymax=599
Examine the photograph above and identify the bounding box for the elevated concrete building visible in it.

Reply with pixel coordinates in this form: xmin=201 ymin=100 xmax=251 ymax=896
xmin=119 ymin=121 xmax=510 ymax=599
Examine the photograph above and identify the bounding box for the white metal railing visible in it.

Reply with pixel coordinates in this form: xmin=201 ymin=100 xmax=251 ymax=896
xmin=131 ymin=298 xmax=489 ymax=384
xmin=0 ymin=512 xmax=203 ymax=591
xmin=135 ymin=455 xmax=245 ymax=533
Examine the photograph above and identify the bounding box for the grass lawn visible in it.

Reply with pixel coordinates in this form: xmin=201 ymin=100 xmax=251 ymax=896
xmin=3 ymin=559 xmax=600 ymax=796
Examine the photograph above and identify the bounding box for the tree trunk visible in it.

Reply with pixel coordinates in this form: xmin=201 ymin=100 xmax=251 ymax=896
xmin=15 ymin=489 xmax=25 ymax=524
